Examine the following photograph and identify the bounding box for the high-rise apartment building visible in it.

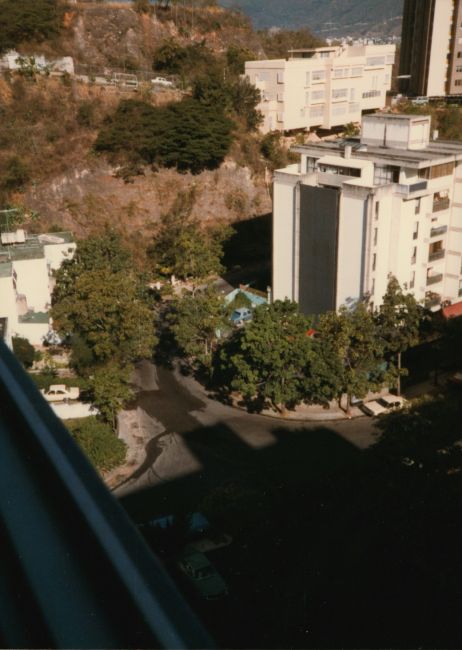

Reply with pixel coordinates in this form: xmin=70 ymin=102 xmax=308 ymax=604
xmin=272 ymin=114 xmax=462 ymax=314
xmin=245 ymin=44 xmax=395 ymax=134
xmin=400 ymin=0 xmax=462 ymax=96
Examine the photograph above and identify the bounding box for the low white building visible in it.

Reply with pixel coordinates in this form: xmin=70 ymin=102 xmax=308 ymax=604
xmin=273 ymin=113 xmax=462 ymax=314
xmin=0 ymin=50 xmax=74 ymax=75
xmin=245 ymin=44 xmax=396 ymax=134
xmin=0 ymin=230 xmax=76 ymax=347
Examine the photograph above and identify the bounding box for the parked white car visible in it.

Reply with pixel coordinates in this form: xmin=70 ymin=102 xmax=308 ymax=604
xmin=40 ymin=384 xmax=80 ymax=403
xmin=361 ymin=400 xmax=388 ymax=417
xmin=379 ymin=394 xmax=407 ymax=410
xmin=151 ymin=76 xmax=174 ymax=87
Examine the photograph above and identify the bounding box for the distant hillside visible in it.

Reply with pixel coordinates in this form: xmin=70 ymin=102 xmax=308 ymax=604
xmin=219 ymin=0 xmax=403 ymax=38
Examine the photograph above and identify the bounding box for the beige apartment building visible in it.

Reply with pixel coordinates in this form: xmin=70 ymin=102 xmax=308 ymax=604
xmin=400 ymin=0 xmax=462 ymax=97
xmin=245 ymin=44 xmax=395 ymax=134
xmin=272 ymin=113 xmax=462 ymax=315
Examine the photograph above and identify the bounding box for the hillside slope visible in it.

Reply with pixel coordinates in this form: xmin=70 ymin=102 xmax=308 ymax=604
xmin=220 ymin=0 xmax=403 ymax=37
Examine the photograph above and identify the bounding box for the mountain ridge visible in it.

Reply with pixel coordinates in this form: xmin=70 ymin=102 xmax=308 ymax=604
xmin=219 ymin=0 xmax=403 ymax=37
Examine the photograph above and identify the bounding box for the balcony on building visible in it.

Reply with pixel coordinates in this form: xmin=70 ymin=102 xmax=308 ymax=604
xmin=425 ymin=292 xmax=442 ymax=308
xmin=428 ymin=249 xmax=445 ymax=262
xmin=395 ymin=180 xmax=428 ymax=197
xmin=430 ymin=224 xmax=448 ymax=238
xmin=426 ymin=273 xmax=443 ymax=286
xmin=432 ymin=192 xmax=450 ymax=213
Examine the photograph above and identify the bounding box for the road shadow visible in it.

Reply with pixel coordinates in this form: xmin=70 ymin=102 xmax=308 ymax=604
xmin=119 ymin=383 xmax=462 ymax=649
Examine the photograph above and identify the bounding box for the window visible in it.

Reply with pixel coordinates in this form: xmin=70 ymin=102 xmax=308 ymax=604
xmin=318 ymin=164 xmax=361 ymax=177
xmin=277 ymin=113 xmax=283 ymax=122
xmin=374 ymin=165 xmax=400 ymax=185
xmin=372 ymin=253 xmax=376 ymax=271
xmin=457 ymin=51 xmax=462 ymax=58
xmin=415 ymin=198 xmax=421 ymax=215
xmin=455 ymin=79 xmax=462 ymax=86
xmin=312 ymin=70 xmax=326 ymax=81
xmin=309 ymin=105 xmax=324 ymax=118
xmin=373 ymin=228 xmax=378 ymax=246
xmin=411 ymin=246 xmax=417 ymax=264
xmin=457 ymin=66 xmax=462 ymax=72
xmin=350 ymin=88 xmax=356 ymax=100
xmin=371 ymin=279 xmax=375 ymax=294
xmin=277 ymin=92 xmax=284 ymax=101
xmin=311 ymin=89 xmax=325 ymax=101
xmin=375 ymin=202 xmax=380 ymax=220
xmin=332 ymin=104 xmax=348 ymax=116
xmin=306 ymin=157 xmax=317 ymax=172
xmin=429 ymin=240 xmax=444 ymax=261
xmin=419 ymin=162 xmax=454 ymax=179
xmin=334 ymin=68 xmax=344 ymax=78
xmin=277 ymin=71 xmax=284 ymax=83
xmin=349 ymin=102 xmax=360 ymax=113
xmin=362 ymin=90 xmax=381 ymax=98
xmin=305 ymin=71 xmax=310 ymax=85
xmin=410 ymin=271 xmax=415 ymax=289
xmin=332 ymin=88 xmax=348 ymax=99
xmin=413 ymin=221 xmax=419 ymax=239
xmin=320 ymin=51 xmax=330 ymax=59
xmin=366 ymin=56 xmax=385 ymax=66
xmin=351 ymin=66 xmax=363 ymax=76
xmin=305 ymin=91 xmax=310 ymax=104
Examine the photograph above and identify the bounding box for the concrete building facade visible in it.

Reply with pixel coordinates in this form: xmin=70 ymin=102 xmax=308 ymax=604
xmin=245 ymin=44 xmax=395 ymax=134
xmin=273 ymin=113 xmax=462 ymax=315
xmin=400 ymin=0 xmax=462 ymax=97
xmin=0 ymin=231 xmax=76 ymax=347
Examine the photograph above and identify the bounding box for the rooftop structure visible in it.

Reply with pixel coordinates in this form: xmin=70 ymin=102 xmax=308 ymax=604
xmin=272 ymin=113 xmax=462 ymax=314
xmin=0 ymin=230 xmax=76 ymax=347
xmin=245 ymin=43 xmax=395 ymax=134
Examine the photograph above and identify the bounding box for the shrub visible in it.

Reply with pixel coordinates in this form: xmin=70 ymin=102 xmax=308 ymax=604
xmin=1 ymin=156 xmax=30 ymax=191
xmin=66 ymin=417 xmax=127 ymax=472
xmin=12 ymin=336 xmax=35 ymax=368
xmin=95 ymin=98 xmax=233 ymax=174
xmin=0 ymin=0 xmax=65 ymax=54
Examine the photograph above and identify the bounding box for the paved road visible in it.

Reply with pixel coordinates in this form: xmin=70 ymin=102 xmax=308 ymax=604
xmin=116 ymin=362 xmax=378 ymax=509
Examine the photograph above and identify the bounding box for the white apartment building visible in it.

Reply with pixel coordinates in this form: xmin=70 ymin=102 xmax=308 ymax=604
xmin=0 ymin=230 xmax=76 ymax=347
xmin=273 ymin=113 xmax=462 ymax=314
xmin=245 ymin=44 xmax=396 ymax=134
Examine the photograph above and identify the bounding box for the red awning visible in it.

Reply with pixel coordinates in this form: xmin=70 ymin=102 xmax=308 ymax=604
xmin=442 ymin=301 xmax=462 ymax=320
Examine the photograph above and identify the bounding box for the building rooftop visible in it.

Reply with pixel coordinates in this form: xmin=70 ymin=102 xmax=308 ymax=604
xmin=292 ymin=137 xmax=462 ymax=169
xmin=0 ymin=231 xmax=74 ymax=263
xmin=18 ymin=311 xmax=50 ymax=324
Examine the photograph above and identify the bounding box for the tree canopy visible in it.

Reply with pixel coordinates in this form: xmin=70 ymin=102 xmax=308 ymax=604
xmin=95 ymin=98 xmax=233 ymax=174
xmin=0 ymin=0 xmax=65 ymax=54
xmin=148 ymin=190 xmax=232 ymax=281
xmin=375 ymin=276 xmax=421 ymax=395
xmin=317 ymin=302 xmax=386 ymax=413
xmin=218 ymin=300 xmax=318 ymax=412
xmin=51 ymin=231 xmax=157 ymax=367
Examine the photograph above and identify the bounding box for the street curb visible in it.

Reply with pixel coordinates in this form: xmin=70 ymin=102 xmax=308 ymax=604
xmin=172 ymin=363 xmax=366 ymax=423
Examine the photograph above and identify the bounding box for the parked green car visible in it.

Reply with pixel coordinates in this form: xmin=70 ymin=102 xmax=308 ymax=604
xmin=178 ymin=550 xmax=228 ymax=600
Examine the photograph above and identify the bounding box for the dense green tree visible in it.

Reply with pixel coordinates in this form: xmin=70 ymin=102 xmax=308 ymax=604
xmin=226 ymin=45 xmax=257 ymax=76
xmin=375 ymin=276 xmax=421 ymax=395
xmin=152 ymin=39 xmax=217 ymax=80
xmin=218 ymin=300 xmax=319 ymax=413
xmin=12 ymin=336 xmax=36 ymax=368
xmin=317 ymin=302 xmax=386 ymax=415
xmin=0 ymin=0 xmax=65 ymax=54
xmin=89 ymin=363 xmax=135 ymax=428
xmin=148 ymin=190 xmax=232 ymax=282
xmin=169 ymin=287 xmax=227 ymax=370
xmin=51 ymin=231 xmax=157 ymax=365
xmin=66 ymin=416 xmax=127 ymax=472
xmin=95 ymin=98 xmax=233 ymax=174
